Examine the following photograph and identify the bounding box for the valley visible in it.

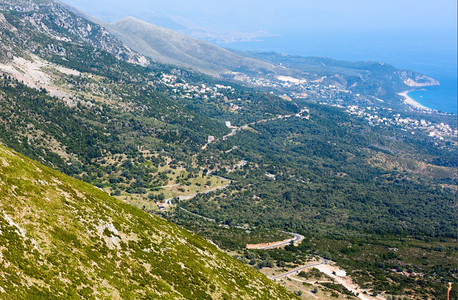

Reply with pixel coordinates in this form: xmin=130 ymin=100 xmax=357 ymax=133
xmin=0 ymin=0 xmax=456 ymax=299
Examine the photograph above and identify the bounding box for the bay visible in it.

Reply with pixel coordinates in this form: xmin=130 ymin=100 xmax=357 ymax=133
xmin=217 ymin=30 xmax=457 ymax=114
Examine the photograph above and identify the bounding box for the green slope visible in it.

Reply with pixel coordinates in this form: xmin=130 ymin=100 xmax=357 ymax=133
xmin=104 ymin=17 xmax=276 ymax=78
xmin=0 ymin=144 xmax=294 ymax=299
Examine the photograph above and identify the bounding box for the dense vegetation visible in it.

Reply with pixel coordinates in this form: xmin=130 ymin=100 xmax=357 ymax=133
xmin=0 ymin=75 xmax=227 ymax=184
xmin=180 ymin=103 xmax=457 ymax=298
xmin=167 ymin=209 xmax=291 ymax=250
xmin=185 ymin=103 xmax=456 ymax=236
xmin=0 ymin=144 xmax=294 ymax=299
xmin=0 ymin=1 xmax=456 ymax=298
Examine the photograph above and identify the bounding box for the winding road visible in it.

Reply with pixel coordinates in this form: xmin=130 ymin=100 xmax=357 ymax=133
xmin=269 ymin=259 xmax=329 ymax=280
xmin=222 ymin=108 xmax=310 ymax=141
xmin=251 ymin=232 xmax=305 ymax=250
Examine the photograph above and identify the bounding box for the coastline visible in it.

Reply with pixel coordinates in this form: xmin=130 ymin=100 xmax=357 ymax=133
xmin=398 ymin=91 xmax=432 ymax=111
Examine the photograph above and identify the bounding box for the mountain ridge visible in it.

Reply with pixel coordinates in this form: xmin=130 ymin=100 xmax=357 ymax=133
xmin=0 ymin=0 xmax=148 ymax=66
xmin=103 ymin=16 xmax=277 ymax=77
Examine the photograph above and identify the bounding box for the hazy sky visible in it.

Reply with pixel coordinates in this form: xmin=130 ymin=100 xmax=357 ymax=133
xmin=62 ymin=0 xmax=456 ymax=111
xmin=63 ymin=0 xmax=457 ymax=77
xmin=63 ymin=0 xmax=457 ymax=34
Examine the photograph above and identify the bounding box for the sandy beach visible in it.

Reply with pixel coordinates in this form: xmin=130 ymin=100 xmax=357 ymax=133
xmin=398 ymin=91 xmax=432 ymax=111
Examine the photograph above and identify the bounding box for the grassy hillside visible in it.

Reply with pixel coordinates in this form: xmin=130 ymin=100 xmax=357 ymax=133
xmin=104 ymin=17 xmax=276 ymax=77
xmin=0 ymin=144 xmax=294 ymax=299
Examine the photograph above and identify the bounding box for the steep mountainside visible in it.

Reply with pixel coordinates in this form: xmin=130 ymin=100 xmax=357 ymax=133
xmin=104 ymin=17 xmax=276 ymax=77
xmin=0 ymin=144 xmax=293 ymax=299
xmin=0 ymin=0 xmax=456 ymax=298
xmin=0 ymin=0 xmax=147 ymax=65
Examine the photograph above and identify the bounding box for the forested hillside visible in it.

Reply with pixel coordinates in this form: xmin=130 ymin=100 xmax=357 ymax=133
xmin=0 ymin=0 xmax=456 ymax=298
xmin=0 ymin=144 xmax=294 ymax=299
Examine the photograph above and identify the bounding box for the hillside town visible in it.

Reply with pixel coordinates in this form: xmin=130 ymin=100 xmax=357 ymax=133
xmin=160 ymin=72 xmax=456 ymax=145
xmin=345 ymin=104 xmax=456 ymax=141
xmin=160 ymin=73 xmax=235 ymax=101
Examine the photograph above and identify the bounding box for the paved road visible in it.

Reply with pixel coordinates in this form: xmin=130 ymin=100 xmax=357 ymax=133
xmin=269 ymin=259 xmax=329 ymax=280
xmin=222 ymin=108 xmax=310 ymax=141
xmin=255 ymin=232 xmax=305 ymax=250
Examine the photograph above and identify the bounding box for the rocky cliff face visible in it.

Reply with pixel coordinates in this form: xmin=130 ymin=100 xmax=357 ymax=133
xmin=396 ymin=70 xmax=440 ymax=87
xmin=0 ymin=0 xmax=148 ymax=65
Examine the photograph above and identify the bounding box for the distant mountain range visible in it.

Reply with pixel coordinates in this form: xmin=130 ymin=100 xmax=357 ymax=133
xmin=99 ymin=16 xmax=439 ymax=107
xmin=103 ymin=17 xmax=276 ymax=77
xmin=61 ymin=0 xmax=275 ymax=43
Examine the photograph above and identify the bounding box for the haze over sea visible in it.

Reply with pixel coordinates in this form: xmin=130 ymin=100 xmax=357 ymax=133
xmin=60 ymin=0 xmax=457 ymax=114
xmin=219 ymin=30 xmax=457 ymax=114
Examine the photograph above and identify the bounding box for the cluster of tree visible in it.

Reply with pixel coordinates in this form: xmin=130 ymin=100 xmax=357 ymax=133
xmin=178 ymin=102 xmax=456 ymax=298
xmin=184 ymin=104 xmax=456 ymax=238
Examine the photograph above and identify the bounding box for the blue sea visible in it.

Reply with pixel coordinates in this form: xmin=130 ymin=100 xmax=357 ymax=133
xmin=217 ymin=30 xmax=457 ymax=114
xmin=408 ymin=77 xmax=457 ymax=114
